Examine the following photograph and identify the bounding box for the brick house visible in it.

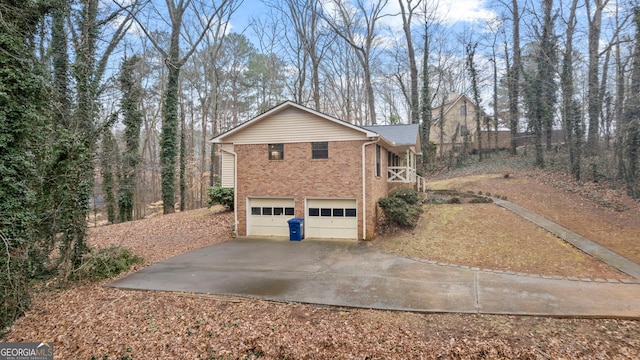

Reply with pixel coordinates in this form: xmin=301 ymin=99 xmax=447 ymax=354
xmin=211 ymin=101 xmax=424 ymax=240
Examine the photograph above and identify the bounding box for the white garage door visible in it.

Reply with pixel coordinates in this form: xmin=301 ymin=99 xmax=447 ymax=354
xmin=248 ymin=198 xmax=295 ymax=237
xmin=306 ymin=199 xmax=358 ymax=239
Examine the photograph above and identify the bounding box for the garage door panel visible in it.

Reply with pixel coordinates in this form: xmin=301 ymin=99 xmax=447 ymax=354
xmin=306 ymin=199 xmax=357 ymax=239
xmin=249 ymin=198 xmax=294 ymax=237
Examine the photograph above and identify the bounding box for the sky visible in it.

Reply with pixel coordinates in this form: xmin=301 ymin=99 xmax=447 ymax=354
xmin=228 ymin=0 xmax=498 ymax=38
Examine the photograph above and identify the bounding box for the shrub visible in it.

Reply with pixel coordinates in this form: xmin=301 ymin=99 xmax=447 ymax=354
xmin=378 ymin=192 xmax=423 ymax=228
xmin=207 ymin=186 xmax=234 ymax=210
xmin=469 ymin=197 xmax=493 ymax=204
xmin=425 ymin=198 xmax=447 ymax=205
xmin=389 ymin=188 xmax=421 ymax=205
xmin=447 ymin=197 xmax=461 ymax=204
xmin=72 ymin=246 xmax=143 ymax=282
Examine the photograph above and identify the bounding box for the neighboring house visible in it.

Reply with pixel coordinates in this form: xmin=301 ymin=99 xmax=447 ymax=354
xmin=430 ymin=93 xmax=487 ymax=157
xmin=480 ymin=129 xmax=566 ymax=151
xmin=211 ymin=101 xmax=424 ymax=240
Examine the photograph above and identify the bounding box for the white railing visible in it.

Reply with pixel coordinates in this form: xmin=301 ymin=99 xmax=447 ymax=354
xmin=388 ymin=166 xmax=428 ymax=192
xmin=388 ymin=166 xmax=416 ymax=183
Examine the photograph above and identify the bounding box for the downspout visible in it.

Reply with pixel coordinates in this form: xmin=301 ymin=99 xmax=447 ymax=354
xmin=362 ymin=136 xmax=380 ymax=240
xmin=220 ymin=146 xmax=238 ymax=237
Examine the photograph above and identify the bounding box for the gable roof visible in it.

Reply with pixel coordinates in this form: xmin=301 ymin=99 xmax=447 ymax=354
xmin=211 ymin=101 xmax=378 ymax=143
xmin=431 ymin=93 xmax=477 ymax=124
xmin=210 ymin=101 xmax=421 ymax=154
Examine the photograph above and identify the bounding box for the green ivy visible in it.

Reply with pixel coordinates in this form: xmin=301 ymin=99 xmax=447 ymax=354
xmin=0 ymin=0 xmax=51 ymax=331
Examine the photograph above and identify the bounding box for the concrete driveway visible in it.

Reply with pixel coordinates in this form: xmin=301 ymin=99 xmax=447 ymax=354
xmin=108 ymin=238 xmax=640 ymax=318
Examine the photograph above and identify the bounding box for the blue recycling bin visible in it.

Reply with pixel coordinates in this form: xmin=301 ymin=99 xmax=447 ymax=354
xmin=287 ymin=218 xmax=304 ymax=241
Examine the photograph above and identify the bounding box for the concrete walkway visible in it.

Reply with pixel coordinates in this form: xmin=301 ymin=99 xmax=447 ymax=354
xmin=109 ymin=238 xmax=640 ymax=319
xmin=493 ymin=198 xmax=640 ymax=280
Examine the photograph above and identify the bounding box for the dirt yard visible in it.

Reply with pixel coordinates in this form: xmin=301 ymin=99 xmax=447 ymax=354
xmin=3 ymin=160 xmax=640 ymax=358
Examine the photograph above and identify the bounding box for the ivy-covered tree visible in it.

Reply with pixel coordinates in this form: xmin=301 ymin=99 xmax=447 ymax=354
xmin=0 ymin=0 xmax=50 ymax=329
xmin=118 ymin=56 xmax=144 ymax=222
xmin=466 ymin=42 xmax=483 ymax=162
xmin=523 ymin=0 xmax=557 ymax=168
xmin=622 ymin=7 xmax=640 ymax=198
xmin=48 ymin=0 xmax=132 ymax=275
xmin=561 ymin=0 xmax=583 ymax=180
xmin=507 ymin=0 xmax=523 ymax=155
xmin=101 ymin=126 xmax=120 ymax=224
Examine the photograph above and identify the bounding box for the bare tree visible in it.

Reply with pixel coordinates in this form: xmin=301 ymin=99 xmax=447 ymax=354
xmin=267 ymin=0 xmax=332 ymax=109
xmin=398 ymin=0 xmax=422 ymax=124
xmin=320 ymin=0 xmax=390 ymax=124
xmin=121 ymin=0 xmax=240 ymax=214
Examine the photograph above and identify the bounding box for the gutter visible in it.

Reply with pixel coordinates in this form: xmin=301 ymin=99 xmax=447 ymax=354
xmin=361 ymin=136 xmax=380 ymax=240
xmin=220 ymin=145 xmax=239 ymax=237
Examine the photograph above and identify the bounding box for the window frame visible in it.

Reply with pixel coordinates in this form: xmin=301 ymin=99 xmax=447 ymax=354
xmin=268 ymin=143 xmax=284 ymax=160
xmin=311 ymin=141 xmax=329 ymax=159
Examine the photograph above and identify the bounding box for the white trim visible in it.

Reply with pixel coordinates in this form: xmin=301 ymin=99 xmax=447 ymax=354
xmin=362 ymin=137 xmax=380 ymax=240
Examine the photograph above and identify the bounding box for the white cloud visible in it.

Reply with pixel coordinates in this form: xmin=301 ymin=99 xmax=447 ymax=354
xmin=436 ymin=0 xmax=497 ymax=24
xmin=378 ymin=0 xmax=497 ymax=34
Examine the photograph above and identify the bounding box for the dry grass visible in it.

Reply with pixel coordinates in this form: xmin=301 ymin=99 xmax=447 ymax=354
xmin=376 ymin=203 xmax=630 ymax=279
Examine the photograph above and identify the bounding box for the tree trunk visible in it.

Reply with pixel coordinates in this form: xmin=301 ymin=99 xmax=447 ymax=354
xmin=119 ymin=55 xmax=143 ymax=222
xmin=466 ymin=42 xmax=482 ymax=161
xmin=615 ymin=42 xmax=627 ymax=179
xmin=161 ymin=60 xmax=180 ymax=214
xmin=363 ymin=54 xmax=377 ymax=124
xmin=623 ymin=7 xmax=640 ymax=198
xmin=561 ymin=0 xmax=581 ymax=179
xmin=420 ymin=22 xmax=432 ymax=167
xmin=508 ymin=0 xmax=522 ymax=155
xmin=492 ymin=42 xmax=499 ymax=151
xmin=179 ymin=97 xmax=186 ymax=212
xmin=586 ymin=0 xmax=609 ymax=155
xmin=399 ymin=0 xmax=420 ymax=124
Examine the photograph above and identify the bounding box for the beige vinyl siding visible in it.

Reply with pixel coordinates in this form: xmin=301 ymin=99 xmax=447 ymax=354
xmin=225 ymin=107 xmax=367 ymax=144
xmin=220 ymin=143 xmax=234 ymax=188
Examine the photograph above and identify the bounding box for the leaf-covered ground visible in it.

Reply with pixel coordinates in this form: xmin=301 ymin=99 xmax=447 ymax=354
xmin=3 ymin=157 xmax=640 ymax=358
